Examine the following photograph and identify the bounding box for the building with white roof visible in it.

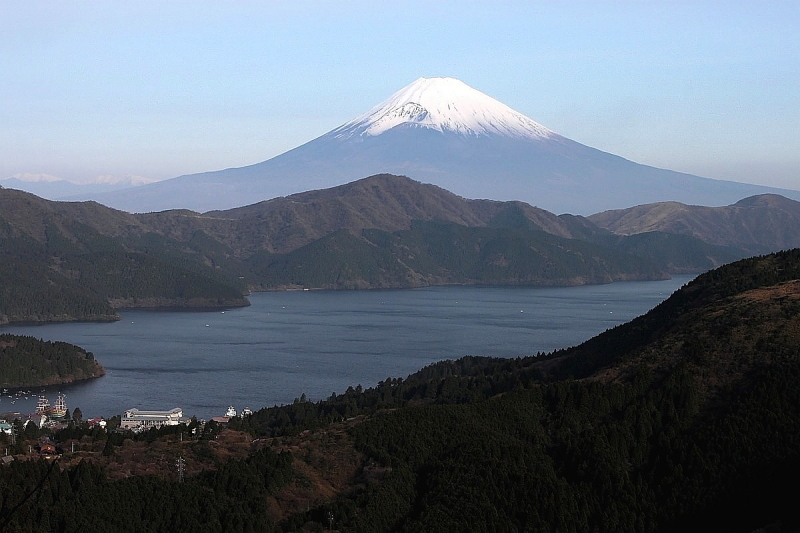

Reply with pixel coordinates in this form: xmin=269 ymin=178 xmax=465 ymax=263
xmin=120 ymin=408 xmax=184 ymax=431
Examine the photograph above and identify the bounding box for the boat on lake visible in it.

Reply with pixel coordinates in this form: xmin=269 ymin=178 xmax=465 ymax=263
xmin=36 ymin=395 xmax=50 ymax=415
xmin=49 ymin=393 xmax=67 ymax=419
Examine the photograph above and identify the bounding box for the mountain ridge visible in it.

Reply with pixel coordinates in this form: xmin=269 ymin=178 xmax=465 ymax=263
xmin=589 ymin=193 xmax=800 ymax=254
xmin=2 ymin=174 xmax=765 ymax=263
xmin=2 ymin=174 xmax=745 ymax=323
xmin=203 ymin=174 xmax=578 ymax=253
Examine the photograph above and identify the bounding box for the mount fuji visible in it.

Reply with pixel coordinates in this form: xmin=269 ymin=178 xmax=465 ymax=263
xmin=81 ymin=77 xmax=799 ymax=214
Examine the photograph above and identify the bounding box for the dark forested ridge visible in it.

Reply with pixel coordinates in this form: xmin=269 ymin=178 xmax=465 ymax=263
xmin=0 ymin=333 xmax=104 ymax=388
xmin=1 ymin=250 xmax=799 ymax=532
xmin=0 ymin=190 xmax=249 ymax=324
xmin=2 ymin=176 xmax=779 ymax=323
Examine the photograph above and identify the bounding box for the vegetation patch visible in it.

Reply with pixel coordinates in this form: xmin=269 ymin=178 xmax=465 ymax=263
xmin=0 ymin=334 xmax=104 ymax=388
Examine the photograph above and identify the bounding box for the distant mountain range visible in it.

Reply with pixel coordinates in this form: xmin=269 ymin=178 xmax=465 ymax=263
xmin=4 ymin=174 xmax=796 ymax=323
xmin=589 ymin=193 xmax=800 ymax=255
xmin=0 ymin=174 xmax=158 ymax=202
xmin=42 ymin=76 xmax=799 ymax=215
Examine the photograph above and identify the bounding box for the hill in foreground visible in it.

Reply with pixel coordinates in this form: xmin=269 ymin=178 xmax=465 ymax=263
xmin=1 ymin=250 xmax=798 ymax=532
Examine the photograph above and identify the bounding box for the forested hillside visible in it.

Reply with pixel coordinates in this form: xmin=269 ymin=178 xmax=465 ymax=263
xmin=0 ymin=334 xmax=104 ymax=387
xmin=249 ymin=220 xmax=670 ymax=290
xmin=0 ymin=190 xmax=249 ymax=324
xmin=2 ymin=176 xmax=772 ymax=323
xmin=0 ymin=250 xmax=798 ymax=531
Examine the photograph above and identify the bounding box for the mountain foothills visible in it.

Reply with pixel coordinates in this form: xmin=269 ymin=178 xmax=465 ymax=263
xmin=70 ymin=77 xmax=800 ymax=214
xmin=0 ymin=174 xmax=771 ymax=324
xmin=1 ymin=250 xmax=798 ymax=532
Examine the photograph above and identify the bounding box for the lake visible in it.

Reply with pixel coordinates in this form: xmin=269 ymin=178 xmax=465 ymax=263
xmin=1 ymin=276 xmax=694 ymax=421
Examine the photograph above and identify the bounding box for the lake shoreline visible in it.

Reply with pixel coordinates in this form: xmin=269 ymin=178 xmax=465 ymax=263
xmin=0 ymin=276 xmax=695 ymax=421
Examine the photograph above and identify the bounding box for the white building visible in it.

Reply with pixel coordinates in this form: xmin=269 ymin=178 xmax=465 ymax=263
xmin=120 ymin=408 xmax=184 ymax=431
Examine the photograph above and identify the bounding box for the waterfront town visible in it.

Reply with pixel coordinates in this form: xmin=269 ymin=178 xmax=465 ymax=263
xmin=0 ymin=390 xmax=251 ymax=465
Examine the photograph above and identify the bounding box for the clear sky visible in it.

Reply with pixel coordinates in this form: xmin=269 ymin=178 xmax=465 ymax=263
xmin=2 ymin=1 xmax=798 ymax=190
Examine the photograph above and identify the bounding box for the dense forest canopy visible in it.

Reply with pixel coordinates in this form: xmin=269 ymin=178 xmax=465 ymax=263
xmin=0 ymin=333 xmax=104 ymax=388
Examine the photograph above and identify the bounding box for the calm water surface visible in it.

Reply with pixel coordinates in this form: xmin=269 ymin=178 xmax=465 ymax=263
xmin=1 ymin=277 xmax=693 ymax=420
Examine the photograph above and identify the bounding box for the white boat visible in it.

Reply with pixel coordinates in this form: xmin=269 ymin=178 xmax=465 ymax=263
xmin=50 ymin=393 xmax=67 ymax=419
xmin=225 ymin=406 xmax=237 ymax=417
xmin=36 ymin=395 xmax=50 ymax=415
xmin=241 ymin=407 xmax=252 ymax=416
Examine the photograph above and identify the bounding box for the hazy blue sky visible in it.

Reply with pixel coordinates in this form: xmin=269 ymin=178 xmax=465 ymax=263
xmin=2 ymin=1 xmax=798 ymax=189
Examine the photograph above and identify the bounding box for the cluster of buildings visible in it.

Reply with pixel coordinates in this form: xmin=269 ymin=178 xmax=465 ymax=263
xmin=121 ymin=405 xmax=252 ymax=432
xmin=3 ymin=402 xmax=250 ymax=438
xmin=0 ymin=403 xmax=257 ymax=466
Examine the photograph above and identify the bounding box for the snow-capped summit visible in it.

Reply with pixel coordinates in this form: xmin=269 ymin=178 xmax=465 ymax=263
xmin=334 ymin=77 xmax=555 ymax=140
xmin=79 ymin=76 xmax=800 ymax=214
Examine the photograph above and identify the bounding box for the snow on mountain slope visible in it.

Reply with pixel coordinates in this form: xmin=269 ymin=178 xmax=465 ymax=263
xmin=76 ymin=76 xmax=800 ymax=214
xmin=334 ymin=77 xmax=555 ymax=139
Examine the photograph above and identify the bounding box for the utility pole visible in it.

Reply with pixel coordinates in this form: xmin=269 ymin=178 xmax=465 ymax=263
xmin=176 ymin=455 xmax=185 ymax=483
